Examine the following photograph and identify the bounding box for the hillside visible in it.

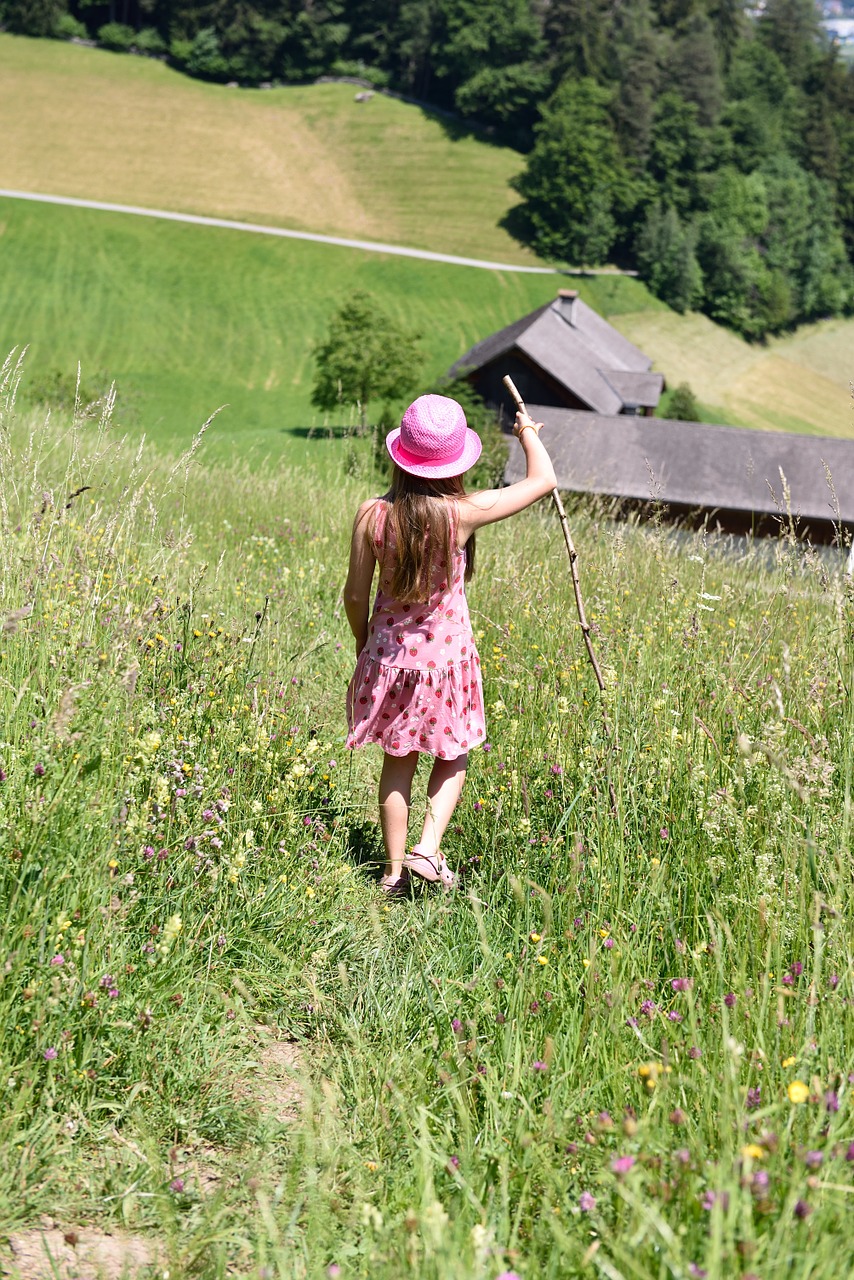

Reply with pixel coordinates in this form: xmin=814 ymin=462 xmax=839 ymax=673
xmin=0 ymin=33 xmax=538 ymax=265
xmin=1 ymin=34 xmax=852 ymax=444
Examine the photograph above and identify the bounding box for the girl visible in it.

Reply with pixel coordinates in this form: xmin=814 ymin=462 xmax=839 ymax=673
xmin=344 ymin=393 xmax=556 ymax=894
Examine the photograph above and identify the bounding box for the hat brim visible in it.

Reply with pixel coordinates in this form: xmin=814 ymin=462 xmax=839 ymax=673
xmin=386 ymin=426 xmax=482 ymax=479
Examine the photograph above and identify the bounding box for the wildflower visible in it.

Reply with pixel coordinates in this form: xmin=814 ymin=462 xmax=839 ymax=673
xmin=688 ymin=1046 xmax=702 ymax=1059
xmin=579 ymin=1191 xmax=596 ymax=1211
xmin=611 ymin=1155 xmax=636 ymax=1175
xmin=746 ymin=1086 xmax=762 ymax=1110
xmin=671 ymin=978 xmax=693 ymax=992
xmin=495 ymin=1273 xmax=522 ymax=1280
xmin=741 ymin=1144 xmax=764 ymax=1161
xmin=804 ymin=1150 xmax=823 ymax=1169
xmin=828 ymin=974 xmax=840 ymax=990
xmin=43 ymin=1047 xmax=58 ymax=1061
xmin=669 ymin=1108 xmax=687 ymax=1126
xmin=793 ymin=1199 xmax=812 ymax=1220
xmin=169 ymin=1178 xmax=184 ymax=1193
xmin=537 ymin=956 xmax=549 ymax=966
xmin=701 ymin=1190 xmax=728 ymax=1211
xmin=50 ymin=954 xmax=64 ymax=967
xmin=660 ymin=827 xmax=669 ymax=840
xmin=667 ymin=1011 xmax=683 ymax=1023
xmin=825 ymin=1090 xmax=839 ymax=1113
xmin=33 ymin=763 xmax=45 ymax=777
xmin=790 ymin=961 xmax=803 ymax=977
xmin=640 ymin=1000 xmax=657 ymax=1017
xmin=782 ymin=1056 xmax=797 ymax=1068
xmin=451 ymin=1018 xmax=463 ymax=1033
xmin=751 ymin=1170 xmax=769 ymax=1194
xmin=846 ymin=1143 xmax=854 ymax=1162
xmin=674 ymin=1148 xmax=690 ymax=1166
xmin=787 ymin=1080 xmax=809 ymax=1104
xmin=327 ymin=1267 xmax=341 ymax=1278
xmin=532 ymin=1060 xmax=548 ymax=1072
xmin=724 ymin=992 xmax=737 ymax=1007
xmin=688 ymin=1267 xmax=707 ymax=1279
xmin=603 ymin=938 xmax=614 ymax=950
xmin=530 ymin=932 xmax=541 ymax=943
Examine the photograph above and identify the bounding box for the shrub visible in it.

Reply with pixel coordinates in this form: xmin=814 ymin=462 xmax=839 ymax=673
xmin=186 ymin=28 xmax=229 ymax=80
xmin=54 ymin=11 xmax=87 ymax=39
xmin=329 ymin=59 xmax=390 ymax=89
xmin=133 ymin=26 xmax=166 ymax=56
xmin=663 ymin=381 xmax=701 ymax=421
xmin=97 ymin=22 xmax=135 ymax=52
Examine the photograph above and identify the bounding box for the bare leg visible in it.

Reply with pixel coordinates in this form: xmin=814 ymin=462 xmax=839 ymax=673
xmin=417 ymin=753 xmax=468 ymax=860
xmin=378 ymin=751 xmax=420 ymax=880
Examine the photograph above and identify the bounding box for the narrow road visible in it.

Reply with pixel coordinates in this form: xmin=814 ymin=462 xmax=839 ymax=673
xmin=0 ymin=188 xmax=562 ymax=274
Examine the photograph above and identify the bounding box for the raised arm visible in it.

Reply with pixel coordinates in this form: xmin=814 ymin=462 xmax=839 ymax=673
xmin=343 ymin=499 xmax=377 ymax=656
xmin=457 ymin=411 xmax=556 ymax=542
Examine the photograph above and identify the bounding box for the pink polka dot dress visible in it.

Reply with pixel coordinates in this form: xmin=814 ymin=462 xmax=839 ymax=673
xmin=346 ymin=499 xmax=485 ymax=759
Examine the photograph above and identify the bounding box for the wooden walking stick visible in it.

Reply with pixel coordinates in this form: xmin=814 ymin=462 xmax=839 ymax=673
xmin=503 ymin=376 xmax=617 ymax=806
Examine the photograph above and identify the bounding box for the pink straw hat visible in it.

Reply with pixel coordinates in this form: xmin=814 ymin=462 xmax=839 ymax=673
xmin=386 ymin=394 xmax=482 ymax=479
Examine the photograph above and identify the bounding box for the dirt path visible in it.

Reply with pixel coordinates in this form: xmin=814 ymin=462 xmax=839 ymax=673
xmin=1 ymin=1031 xmax=306 ymax=1280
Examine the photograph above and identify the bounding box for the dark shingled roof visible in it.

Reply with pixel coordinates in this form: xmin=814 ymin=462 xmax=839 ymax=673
xmin=450 ymin=293 xmax=663 ymax=414
xmin=503 ymin=408 xmax=854 ymax=533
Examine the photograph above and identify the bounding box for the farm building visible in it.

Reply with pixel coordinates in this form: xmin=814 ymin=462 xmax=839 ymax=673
xmin=450 ymin=289 xmax=664 ymax=416
xmin=503 ymin=408 xmax=854 ymax=542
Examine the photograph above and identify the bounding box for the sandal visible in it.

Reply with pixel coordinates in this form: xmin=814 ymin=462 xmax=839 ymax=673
xmin=403 ymin=845 xmax=456 ymax=889
xmin=380 ymin=870 xmax=410 ymax=897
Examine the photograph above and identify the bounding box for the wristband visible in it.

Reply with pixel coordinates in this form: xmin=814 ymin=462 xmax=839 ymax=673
xmin=515 ymin=422 xmax=541 ymax=439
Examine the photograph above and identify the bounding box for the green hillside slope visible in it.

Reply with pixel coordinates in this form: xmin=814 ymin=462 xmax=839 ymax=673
xmin=0 ymin=33 xmax=537 ymax=265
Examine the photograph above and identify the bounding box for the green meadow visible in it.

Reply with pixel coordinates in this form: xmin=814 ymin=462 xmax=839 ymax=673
xmin=1 ymin=30 xmax=854 ymax=1279
xmin=0 ymin=380 xmax=852 ymax=1278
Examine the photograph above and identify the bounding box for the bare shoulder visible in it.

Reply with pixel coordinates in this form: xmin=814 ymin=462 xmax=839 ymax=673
xmin=352 ymin=497 xmax=380 ymax=534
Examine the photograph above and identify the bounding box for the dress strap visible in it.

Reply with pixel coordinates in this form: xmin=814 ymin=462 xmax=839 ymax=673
xmin=370 ymin=497 xmax=388 ymax=548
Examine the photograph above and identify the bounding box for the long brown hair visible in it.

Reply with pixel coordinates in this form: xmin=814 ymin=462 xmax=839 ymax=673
xmin=382 ymin=465 xmax=476 ymax=606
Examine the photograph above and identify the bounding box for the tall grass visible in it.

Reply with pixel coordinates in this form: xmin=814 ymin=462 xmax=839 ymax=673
xmin=1 ymin=363 xmax=852 ymax=1278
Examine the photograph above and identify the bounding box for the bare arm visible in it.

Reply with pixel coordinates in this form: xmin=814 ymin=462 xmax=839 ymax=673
xmin=343 ymin=500 xmax=377 ymax=657
xmin=457 ymin=411 xmax=556 ymax=542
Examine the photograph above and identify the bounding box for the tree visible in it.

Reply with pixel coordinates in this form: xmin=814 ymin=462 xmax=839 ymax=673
xmin=511 ymin=77 xmax=633 ymax=265
xmin=1 ymin=0 xmax=63 ymax=34
xmin=635 ymin=203 xmax=704 ymax=312
xmin=311 ymin=292 xmax=423 ymax=429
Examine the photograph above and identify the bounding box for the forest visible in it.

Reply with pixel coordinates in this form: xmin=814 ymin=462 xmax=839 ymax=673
xmin=4 ymin=0 xmax=854 ymax=338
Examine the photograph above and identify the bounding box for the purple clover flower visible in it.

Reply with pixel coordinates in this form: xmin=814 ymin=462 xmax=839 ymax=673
xmin=532 ymin=1060 xmax=548 ymax=1072
xmin=746 ymin=1086 xmax=762 ymax=1111
xmin=579 ymin=1191 xmax=596 ymax=1211
xmin=794 ymin=1199 xmax=812 ymax=1220
xmin=804 ymin=1150 xmax=823 ymax=1169
xmin=667 ymin=1010 xmax=683 ymax=1023
xmin=724 ymin=992 xmax=737 ymax=1007
xmin=169 ymin=1177 xmax=185 ymax=1193
xmin=671 ymin=977 xmax=693 ymax=992
xmin=611 ymin=1155 xmax=636 ymax=1175
xmin=43 ymin=1047 xmax=58 ymax=1061
xmin=33 ymin=762 xmax=45 ymax=777
xmin=825 ymin=1090 xmax=839 ymax=1113
xmin=50 ymin=954 xmax=64 ymax=966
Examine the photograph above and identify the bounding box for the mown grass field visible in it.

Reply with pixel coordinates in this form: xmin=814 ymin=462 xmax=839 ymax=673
xmin=0 ymin=33 xmax=538 ymax=265
xmin=0 ymin=362 xmax=853 ymax=1278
